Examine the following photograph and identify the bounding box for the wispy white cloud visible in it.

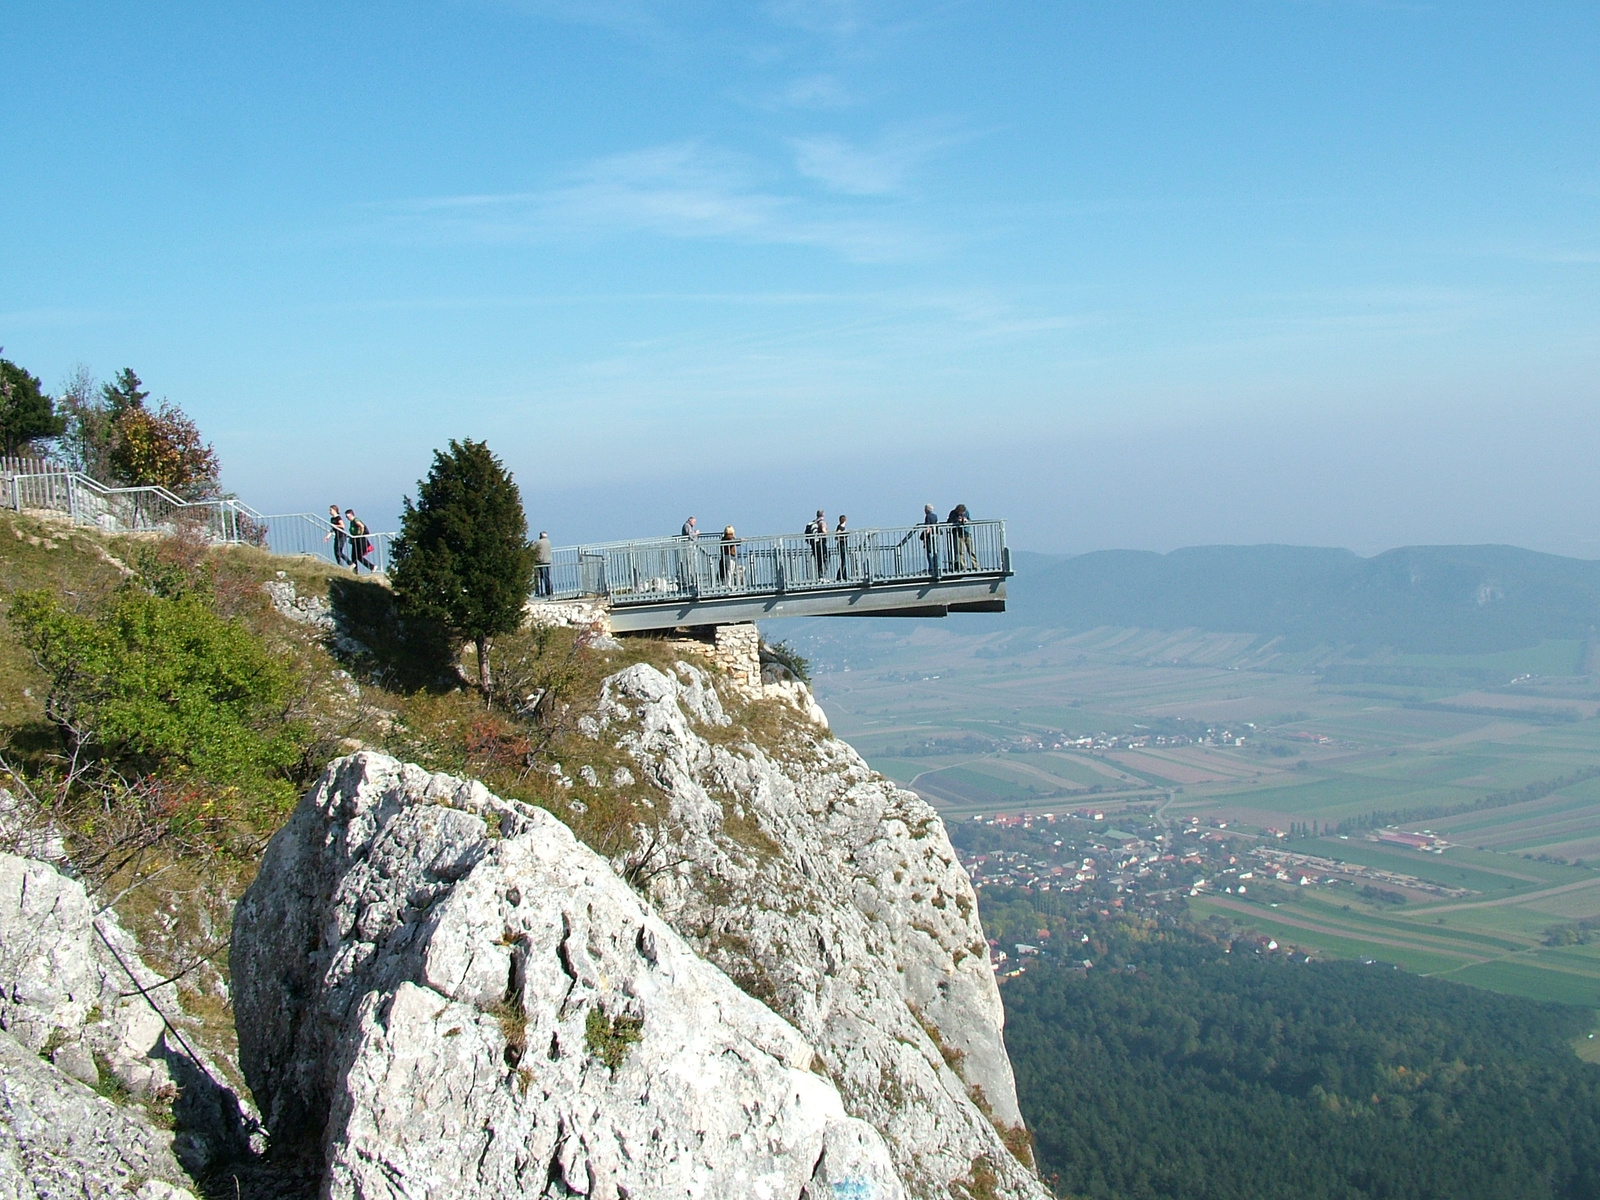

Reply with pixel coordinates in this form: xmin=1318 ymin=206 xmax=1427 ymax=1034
xmin=790 ymin=129 xmax=945 ymax=195
xmin=778 ymin=74 xmax=855 ymax=109
xmin=372 ymin=142 xmax=938 ymax=262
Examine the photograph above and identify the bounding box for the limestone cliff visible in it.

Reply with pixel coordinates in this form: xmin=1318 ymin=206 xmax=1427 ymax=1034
xmin=229 ymin=647 xmax=1044 ymax=1199
xmin=232 ymin=753 xmax=904 ymax=1200
xmin=584 ymin=659 xmax=1044 ymax=1200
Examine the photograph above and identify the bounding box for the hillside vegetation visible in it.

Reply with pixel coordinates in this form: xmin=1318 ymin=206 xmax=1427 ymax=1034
xmin=1010 ymin=544 xmax=1600 ymax=654
xmin=0 ymin=509 xmax=712 ymax=1068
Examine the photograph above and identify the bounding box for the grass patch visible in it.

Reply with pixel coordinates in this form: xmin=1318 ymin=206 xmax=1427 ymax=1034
xmin=584 ymin=1006 xmax=643 ymax=1071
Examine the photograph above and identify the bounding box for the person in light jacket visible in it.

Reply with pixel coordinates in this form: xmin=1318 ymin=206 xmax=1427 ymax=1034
xmin=533 ymin=530 xmax=553 ymax=596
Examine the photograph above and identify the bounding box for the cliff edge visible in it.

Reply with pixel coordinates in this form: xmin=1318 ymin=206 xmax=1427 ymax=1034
xmin=231 ymin=650 xmax=1042 ymax=1199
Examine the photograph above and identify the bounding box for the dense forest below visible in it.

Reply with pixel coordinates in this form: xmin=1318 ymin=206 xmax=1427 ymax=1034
xmin=1010 ymin=544 xmax=1600 ymax=654
xmin=1004 ymin=923 xmax=1600 ymax=1200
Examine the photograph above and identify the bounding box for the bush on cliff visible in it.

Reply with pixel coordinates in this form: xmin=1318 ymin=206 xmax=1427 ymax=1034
xmin=8 ymin=561 xmax=303 ymax=790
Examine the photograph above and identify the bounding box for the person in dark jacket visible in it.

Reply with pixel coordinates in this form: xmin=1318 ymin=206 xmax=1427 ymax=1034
xmin=347 ymin=509 xmax=374 ymax=573
xmin=948 ymin=503 xmax=976 ymax=569
xmin=807 ymin=510 xmax=829 ymax=578
xmin=835 ymin=515 xmax=850 ymax=581
xmin=323 ymin=504 xmax=348 ymax=566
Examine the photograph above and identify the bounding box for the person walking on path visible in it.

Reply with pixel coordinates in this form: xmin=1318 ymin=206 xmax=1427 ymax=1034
xmin=347 ymin=509 xmax=375 ymax=573
xmin=323 ymin=504 xmax=348 ymax=566
xmin=834 ymin=515 xmax=850 ymax=581
xmin=533 ymin=530 xmax=554 ymax=596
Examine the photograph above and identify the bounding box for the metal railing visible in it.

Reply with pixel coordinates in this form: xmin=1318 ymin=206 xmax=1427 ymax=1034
xmin=255 ymin=512 xmax=395 ymax=574
xmin=533 ymin=520 xmax=1008 ymax=606
xmin=6 ymin=461 xmax=999 ymax=600
xmin=10 ymin=471 xmax=251 ymax=541
xmin=7 ymin=470 xmax=395 ymax=572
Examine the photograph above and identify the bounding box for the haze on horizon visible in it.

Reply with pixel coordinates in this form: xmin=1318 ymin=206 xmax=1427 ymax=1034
xmin=3 ymin=2 xmax=1598 ymax=559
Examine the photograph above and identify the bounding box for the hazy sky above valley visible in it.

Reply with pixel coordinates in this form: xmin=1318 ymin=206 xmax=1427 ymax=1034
xmin=4 ymin=2 xmax=1599 ymax=556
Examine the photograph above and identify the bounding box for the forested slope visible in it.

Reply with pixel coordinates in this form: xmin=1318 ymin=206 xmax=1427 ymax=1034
xmin=1004 ymin=924 xmax=1600 ymax=1200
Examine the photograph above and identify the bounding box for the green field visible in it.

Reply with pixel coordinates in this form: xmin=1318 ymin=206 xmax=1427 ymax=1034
xmin=800 ymin=619 xmax=1600 ymax=1009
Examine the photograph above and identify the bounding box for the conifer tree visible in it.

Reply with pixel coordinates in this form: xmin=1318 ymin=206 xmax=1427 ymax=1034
xmin=0 ymin=354 xmax=65 ymax=455
xmin=390 ymin=439 xmax=536 ymax=699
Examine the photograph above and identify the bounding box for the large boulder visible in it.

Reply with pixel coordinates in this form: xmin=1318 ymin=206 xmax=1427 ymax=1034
xmin=231 ymin=753 xmax=905 ymax=1200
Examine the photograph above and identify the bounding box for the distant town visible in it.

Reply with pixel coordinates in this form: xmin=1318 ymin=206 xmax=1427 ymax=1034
xmin=949 ymin=807 xmax=1471 ymax=977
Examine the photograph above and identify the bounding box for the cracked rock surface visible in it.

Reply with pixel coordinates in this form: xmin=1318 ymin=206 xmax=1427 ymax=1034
xmin=231 ymin=753 xmax=905 ymax=1200
xmin=593 ymin=662 xmax=1047 ymax=1200
xmin=0 ymin=852 xmax=252 ymax=1198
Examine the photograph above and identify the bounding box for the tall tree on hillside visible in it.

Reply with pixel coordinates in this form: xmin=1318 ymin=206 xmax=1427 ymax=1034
xmin=56 ymin=365 xmax=116 ymax=478
xmin=101 ymin=367 xmax=151 ymax=416
xmin=57 ymin=366 xmax=220 ymax=496
xmin=390 ymin=440 xmax=537 ymax=700
xmin=0 ymin=354 xmax=66 ymax=456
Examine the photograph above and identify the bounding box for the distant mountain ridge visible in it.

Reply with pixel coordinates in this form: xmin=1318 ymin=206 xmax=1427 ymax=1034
xmin=1009 ymin=544 xmax=1600 ymax=655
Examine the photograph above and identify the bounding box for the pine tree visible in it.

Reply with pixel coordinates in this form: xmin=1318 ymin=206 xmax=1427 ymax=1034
xmin=389 ymin=439 xmax=536 ymax=699
xmin=101 ymin=367 xmax=150 ymax=416
xmin=0 ymin=355 xmax=65 ymax=455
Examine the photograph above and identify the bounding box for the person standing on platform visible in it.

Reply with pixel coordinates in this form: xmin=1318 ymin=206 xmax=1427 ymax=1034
xmin=921 ymin=503 xmax=939 ymax=577
xmin=835 ymin=514 xmax=850 ymax=581
xmin=719 ymin=525 xmax=739 ymax=585
xmin=948 ymin=503 xmax=976 ymax=569
xmin=808 ymin=510 xmax=829 ymax=578
xmin=533 ymin=530 xmax=554 ymax=596
xmin=679 ymin=516 xmax=700 ymax=591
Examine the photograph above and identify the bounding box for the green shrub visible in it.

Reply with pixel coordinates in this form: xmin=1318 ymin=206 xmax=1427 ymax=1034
xmin=584 ymin=1006 xmax=644 ymax=1070
xmin=9 ymin=582 xmax=302 ymax=785
xmin=760 ymin=639 xmax=811 ymax=684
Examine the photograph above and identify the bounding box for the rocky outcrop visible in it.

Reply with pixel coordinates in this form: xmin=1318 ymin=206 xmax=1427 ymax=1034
xmin=0 ymin=1029 xmax=195 ymax=1200
xmin=231 ymin=754 xmax=905 ymax=1200
xmin=584 ymin=662 xmax=1045 ymax=1200
xmin=0 ymin=852 xmax=254 ymax=1198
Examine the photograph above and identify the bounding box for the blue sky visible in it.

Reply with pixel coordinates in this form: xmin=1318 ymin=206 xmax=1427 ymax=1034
xmin=4 ymin=2 xmax=1598 ymax=554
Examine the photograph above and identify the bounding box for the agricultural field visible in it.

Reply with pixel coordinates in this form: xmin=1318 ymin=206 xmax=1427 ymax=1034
xmin=790 ymin=617 xmax=1600 ymax=1009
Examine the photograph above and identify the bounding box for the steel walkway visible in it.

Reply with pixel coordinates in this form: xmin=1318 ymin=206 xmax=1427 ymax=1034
xmin=533 ymin=520 xmax=1012 ymax=632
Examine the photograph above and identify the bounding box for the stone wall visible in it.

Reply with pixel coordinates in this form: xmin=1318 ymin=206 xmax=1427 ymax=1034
xmin=708 ymin=622 xmax=762 ymax=695
xmin=522 ymin=598 xmax=613 ymax=637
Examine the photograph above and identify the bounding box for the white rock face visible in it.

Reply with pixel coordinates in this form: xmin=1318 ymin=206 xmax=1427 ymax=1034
xmin=591 ymin=662 xmax=1046 ymax=1200
xmin=231 ymin=753 xmax=906 ymax=1200
xmin=0 ymin=853 xmax=242 ymax=1197
xmin=0 ymin=1030 xmax=196 ymax=1200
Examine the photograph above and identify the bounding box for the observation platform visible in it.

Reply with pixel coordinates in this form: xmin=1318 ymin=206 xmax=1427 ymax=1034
xmin=536 ymin=520 xmax=1012 ymax=633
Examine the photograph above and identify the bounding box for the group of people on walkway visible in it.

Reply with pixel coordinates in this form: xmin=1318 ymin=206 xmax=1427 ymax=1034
xmin=919 ymin=502 xmax=979 ymax=571
xmin=323 ymin=505 xmax=376 ymax=572
xmin=675 ymin=504 xmax=981 ymax=590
